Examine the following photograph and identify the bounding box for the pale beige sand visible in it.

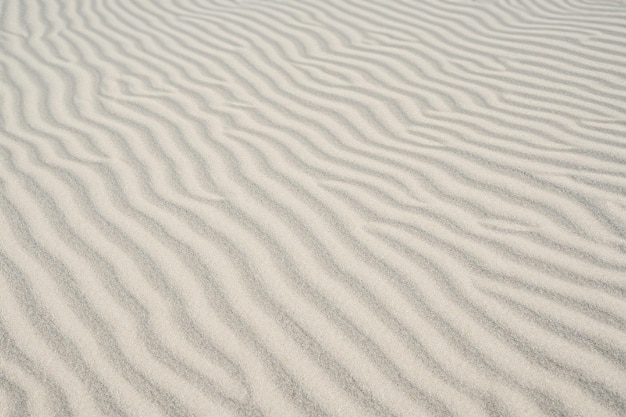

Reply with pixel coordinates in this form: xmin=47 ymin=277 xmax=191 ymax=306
xmin=1 ymin=0 xmax=626 ymax=416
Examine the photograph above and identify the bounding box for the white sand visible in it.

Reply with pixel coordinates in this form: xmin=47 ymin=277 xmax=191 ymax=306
xmin=1 ymin=0 xmax=626 ymax=416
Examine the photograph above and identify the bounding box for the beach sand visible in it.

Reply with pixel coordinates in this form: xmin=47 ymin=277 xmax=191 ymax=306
xmin=1 ymin=0 xmax=626 ymax=416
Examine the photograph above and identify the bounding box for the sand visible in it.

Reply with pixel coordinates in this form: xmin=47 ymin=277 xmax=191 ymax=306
xmin=1 ymin=0 xmax=626 ymax=416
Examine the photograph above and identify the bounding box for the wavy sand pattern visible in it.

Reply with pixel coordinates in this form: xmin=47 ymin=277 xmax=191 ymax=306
xmin=1 ymin=0 xmax=626 ymax=416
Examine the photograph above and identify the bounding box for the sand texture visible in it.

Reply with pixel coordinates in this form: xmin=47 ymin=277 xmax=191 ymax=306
xmin=1 ymin=0 xmax=626 ymax=416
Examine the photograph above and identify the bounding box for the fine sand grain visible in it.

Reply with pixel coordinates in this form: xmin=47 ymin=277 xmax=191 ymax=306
xmin=1 ymin=0 xmax=626 ymax=416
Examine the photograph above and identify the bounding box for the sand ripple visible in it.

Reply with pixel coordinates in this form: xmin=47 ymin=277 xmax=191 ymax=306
xmin=1 ymin=0 xmax=626 ymax=416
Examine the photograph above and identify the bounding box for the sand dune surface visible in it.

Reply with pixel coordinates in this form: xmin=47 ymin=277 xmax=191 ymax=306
xmin=1 ymin=0 xmax=626 ymax=416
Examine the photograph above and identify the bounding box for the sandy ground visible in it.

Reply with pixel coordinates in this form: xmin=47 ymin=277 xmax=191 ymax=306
xmin=1 ymin=0 xmax=626 ymax=416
